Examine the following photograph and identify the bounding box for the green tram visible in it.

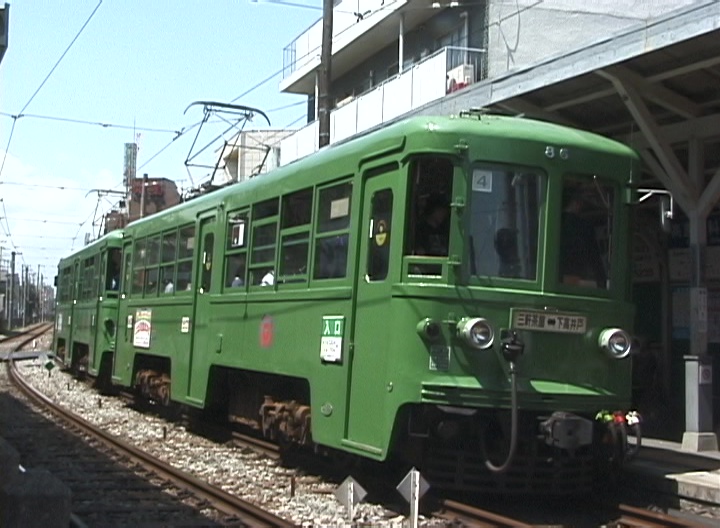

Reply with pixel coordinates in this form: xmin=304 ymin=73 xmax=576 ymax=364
xmin=54 ymin=230 xmax=123 ymax=382
xmin=58 ymin=113 xmax=641 ymax=492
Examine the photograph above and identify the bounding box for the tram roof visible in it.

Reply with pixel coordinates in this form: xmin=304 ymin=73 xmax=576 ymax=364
xmin=57 ymin=229 xmax=124 ymax=267
xmin=410 ymin=0 xmax=720 ymax=202
xmin=125 ymin=112 xmax=637 ymax=232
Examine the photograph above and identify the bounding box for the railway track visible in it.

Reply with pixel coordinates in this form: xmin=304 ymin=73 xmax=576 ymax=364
xmin=613 ymin=503 xmax=717 ymax=528
xmin=4 ymin=328 xmax=296 ymax=528
xmin=0 ymin=322 xmax=53 ymax=347
xmin=9 ymin=325 xmax=718 ymax=527
xmin=434 ymin=498 xmax=535 ymax=527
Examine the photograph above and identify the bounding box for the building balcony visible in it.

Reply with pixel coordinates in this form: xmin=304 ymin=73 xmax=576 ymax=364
xmin=280 ymin=0 xmax=450 ymax=95
xmin=279 ymin=46 xmax=484 ymax=165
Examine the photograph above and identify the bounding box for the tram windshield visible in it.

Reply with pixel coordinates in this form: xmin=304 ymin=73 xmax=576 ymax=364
xmin=558 ymin=176 xmax=614 ymax=289
xmin=105 ymin=248 xmax=121 ymax=292
xmin=468 ymin=165 xmax=543 ymax=281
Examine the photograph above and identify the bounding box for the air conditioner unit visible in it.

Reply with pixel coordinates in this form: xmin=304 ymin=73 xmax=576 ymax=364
xmin=447 ymin=64 xmax=475 ymax=85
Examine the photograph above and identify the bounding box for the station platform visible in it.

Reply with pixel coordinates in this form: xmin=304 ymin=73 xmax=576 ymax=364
xmin=626 ymin=437 xmax=720 ymax=505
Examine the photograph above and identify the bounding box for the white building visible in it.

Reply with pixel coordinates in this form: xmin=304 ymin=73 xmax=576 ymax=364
xmin=277 ymin=0 xmax=697 ymax=165
xmin=215 ymin=129 xmax=293 ymax=185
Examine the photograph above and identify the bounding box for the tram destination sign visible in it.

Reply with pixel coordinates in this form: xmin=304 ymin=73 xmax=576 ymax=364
xmin=512 ymin=309 xmax=587 ymax=334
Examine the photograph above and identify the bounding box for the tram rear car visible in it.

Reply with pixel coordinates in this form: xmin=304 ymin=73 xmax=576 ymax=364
xmin=54 ymin=231 xmax=123 ymax=384
xmin=107 ymin=113 xmax=638 ymax=493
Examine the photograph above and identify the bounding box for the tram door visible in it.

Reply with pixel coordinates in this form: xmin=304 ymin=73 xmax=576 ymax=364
xmin=347 ymin=169 xmax=397 ymax=452
xmin=112 ymin=242 xmax=133 ymax=382
xmin=67 ymin=260 xmax=80 ymax=360
xmin=187 ymin=215 xmax=216 ymax=404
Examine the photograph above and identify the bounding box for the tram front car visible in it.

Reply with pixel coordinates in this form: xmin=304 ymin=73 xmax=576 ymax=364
xmin=391 ymin=114 xmax=640 ymax=494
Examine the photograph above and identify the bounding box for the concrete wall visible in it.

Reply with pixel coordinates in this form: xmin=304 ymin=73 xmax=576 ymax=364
xmin=485 ymin=0 xmax=697 ymax=78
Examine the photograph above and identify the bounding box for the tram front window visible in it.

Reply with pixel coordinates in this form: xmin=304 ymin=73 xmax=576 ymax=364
xmin=559 ymin=177 xmax=614 ymax=289
xmin=468 ymin=166 xmax=543 ymax=281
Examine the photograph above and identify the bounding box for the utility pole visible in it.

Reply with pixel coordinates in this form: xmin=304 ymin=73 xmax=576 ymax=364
xmin=9 ymin=251 xmax=15 ymax=329
xmin=0 ymin=245 xmax=4 ymax=324
xmin=22 ymin=264 xmax=28 ymax=327
xmin=37 ymin=264 xmax=41 ymax=323
xmin=317 ymin=0 xmax=333 ymax=147
xmin=139 ymin=173 xmax=149 ymax=219
xmin=40 ymin=272 xmax=44 ymax=323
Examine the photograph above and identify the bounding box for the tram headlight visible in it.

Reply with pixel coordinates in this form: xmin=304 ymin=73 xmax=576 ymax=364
xmin=416 ymin=318 xmax=442 ymax=341
xmin=598 ymin=328 xmax=632 ymax=359
xmin=457 ymin=317 xmax=494 ymax=350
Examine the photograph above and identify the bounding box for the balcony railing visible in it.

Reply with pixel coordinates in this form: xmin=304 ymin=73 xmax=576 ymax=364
xmin=280 ymin=46 xmax=485 ymax=165
xmin=282 ymin=0 xmax=400 ymax=81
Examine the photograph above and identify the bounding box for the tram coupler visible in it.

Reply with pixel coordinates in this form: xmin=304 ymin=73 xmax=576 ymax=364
xmin=539 ymin=411 xmax=593 ymax=452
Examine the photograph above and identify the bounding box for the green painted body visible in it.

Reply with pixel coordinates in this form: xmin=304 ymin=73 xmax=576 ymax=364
xmin=53 ymin=231 xmax=123 ymax=375
xmin=61 ymin=114 xmax=640 ymax=463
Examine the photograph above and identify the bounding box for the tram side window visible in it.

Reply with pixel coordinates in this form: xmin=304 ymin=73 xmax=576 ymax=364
xmin=105 ymin=248 xmax=121 ymax=291
xmin=60 ymin=267 xmax=73 ymax=302
xmin=132 ymin=238 xmax=146 ymax=295
xmin=176 ymin=225 xmax=195 ymax=291
xmin=122 ymin=251 xmax=132 ymax=295
xmin=249 ymin=198 xmax=278 ymax=286
xmin=224 ymin=211 xmax=248 ymax=290
xmin=73 ymin=262 xmax=80 ymax=300
xmin=367 ymin=189 xmax=393 ymax=281
xmin=313 ymin=181 xmax=352 ymax=280
xmin=57 ymin=270 xmax=64 ymax=302
xmin=160 ymin=231 xmax=177 ymax=295
xmin=65 ymin=268 xmax=73 ymax=301
xmin=406 ymin=157 xmax=453 ymax=276
xmin=92 ymin=254 xmax=100 ymax=297
xmin=409 ymin=158 xmax=453 ymax=257
xmin=200 ymin=232 xmax=215 ymax=292
xmin=81 ymin=256 xmax=97 ymax=300
xmin=144 ymin=235 xmax=161 ymax=295
xmin=279 ymin=188 xmax=312 ymax=284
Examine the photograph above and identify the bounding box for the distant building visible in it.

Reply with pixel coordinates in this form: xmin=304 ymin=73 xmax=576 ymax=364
xmin=103 ymin=176 xmax=181 ymax=233
xmin=215 ymin=129 xmax=292 ymax=185
xmin=127 ymin=176 xmax=181 ymax=223
xmin=104 ymin=210 xmax=127 ymax=233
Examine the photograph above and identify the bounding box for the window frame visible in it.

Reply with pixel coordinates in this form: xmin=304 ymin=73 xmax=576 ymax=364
xmin=223 ymin=209 xmax=250 ymax=292
xmin=249 ymin=198 xmax=279 ymax=287
xmin=311 ymin=179 xmax=353 ymax=283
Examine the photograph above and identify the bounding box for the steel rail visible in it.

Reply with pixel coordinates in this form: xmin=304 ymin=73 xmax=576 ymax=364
xmin=616 ymin=503 xmax=715 ymax=528
xmin=436 ymin=498 xmax=535 ymax=527
xmin=0 ymin=322 xmax=53 ymax=345
xmin=8 ymin=352 xmax=297 ymax=528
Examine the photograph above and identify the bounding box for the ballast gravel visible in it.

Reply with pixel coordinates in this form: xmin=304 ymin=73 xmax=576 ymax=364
xmin=17 ymin=354 xmax=446 ymax=528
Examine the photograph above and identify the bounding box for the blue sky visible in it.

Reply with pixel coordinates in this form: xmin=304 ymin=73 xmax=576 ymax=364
xmin=0 ymin=0 xmax=318 ymax=279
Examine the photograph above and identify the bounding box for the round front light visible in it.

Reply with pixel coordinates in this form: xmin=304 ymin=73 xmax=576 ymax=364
xmin=457 ymin=317 xmax=494 ymax=350
xmin=416 ymin=318 xmax=442 ymax=341
xmin=598 ymin=328 xmax=632 ymax=359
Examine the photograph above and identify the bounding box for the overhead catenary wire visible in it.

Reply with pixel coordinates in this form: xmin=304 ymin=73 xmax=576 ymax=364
xmin=0 ymin=181 xmax=97 ymax=192
xmin=0 ymin=0 xmax=105 ymax=181
xmin=0 ymin=0 xmax=104 ymax=264
xmin=2 ymin=217 xmax=85 ymax=226
xmin=0 ymin=111 xmax=182 ymax=135
xmin=18 ymin=1 xmax=104 ymax=116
